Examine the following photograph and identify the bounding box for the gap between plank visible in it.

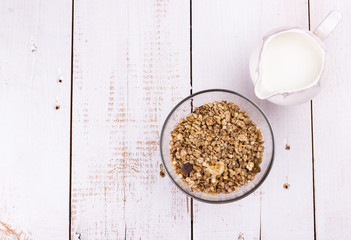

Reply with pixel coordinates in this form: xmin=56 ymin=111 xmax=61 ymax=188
xmin=69 ymin=0 xmax=75 ymax=238
xmin=310 ymin=101 xmax=317 ymax=240
xmin=190 ymin=0 xmax=194 ymax=240
xmin=190 ymin=0 xmax=193 ymax=96
xmin=259 ymin=195 xmax=262 ymax=240
xmin=308 ymin=0 xmax=317 ymax=239
xmin=190 ymin=198 xmax=194 ymax=240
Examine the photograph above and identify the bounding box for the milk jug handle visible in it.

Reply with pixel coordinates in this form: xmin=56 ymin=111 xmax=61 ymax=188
xmin=313 ymin=10 xmax=342 ymax=41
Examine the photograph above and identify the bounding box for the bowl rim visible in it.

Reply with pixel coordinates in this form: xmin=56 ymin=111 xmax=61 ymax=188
xmin=160 ymin=89 xmax=275 ymax=204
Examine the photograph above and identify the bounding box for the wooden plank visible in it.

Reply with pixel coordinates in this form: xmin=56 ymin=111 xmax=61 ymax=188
xmin=192 ymin=1 xmax=314 ymax=239
xmin=310 ymin=3 xmax=351 ymax=239
xmin=71 ymin=0 xmax=191 ymax=239
xmin=123 ymin=1 xmax=191 ymax=238
xmin=0 ymin=0 xmax=71 ymax=239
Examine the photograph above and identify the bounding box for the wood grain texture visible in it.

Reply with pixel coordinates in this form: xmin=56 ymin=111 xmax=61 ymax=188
xmin=71 ymin=0 xmax=191 ymax=239
xmin=310 ymin=3 xmax=351 ymax=240
xmin=192 ymin=1 xmax=314 ymax=239
xmin=0 ymin=0 xmax=71 ymax=239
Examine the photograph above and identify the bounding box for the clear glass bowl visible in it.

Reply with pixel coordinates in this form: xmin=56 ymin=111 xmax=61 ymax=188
xmin=160 ymin=89 xmax=274 ymax=203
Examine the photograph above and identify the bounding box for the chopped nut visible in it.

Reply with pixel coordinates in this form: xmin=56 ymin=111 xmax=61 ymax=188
xmin=246 ymin=162 xmax=254 ymax=171
xmin=160 ymin=164 xmax=166 ymax=177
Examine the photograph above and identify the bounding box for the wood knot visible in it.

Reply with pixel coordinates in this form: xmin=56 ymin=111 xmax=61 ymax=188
xmin=283 ymin=183 xmax=290 ymax=189
xmin=74 ymin=232 xmax=81 ymax=240
xmin=31 ymin=42 xmax=38 ymax=52
xmin=237 ymin=232 xmax=245 ymax=240
xmin=285 ymin=144 xmax=290 ymax=150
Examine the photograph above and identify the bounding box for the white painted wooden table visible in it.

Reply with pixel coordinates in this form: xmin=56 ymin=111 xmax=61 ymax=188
xmin=1 ymin=0 xmax=350 ymax=239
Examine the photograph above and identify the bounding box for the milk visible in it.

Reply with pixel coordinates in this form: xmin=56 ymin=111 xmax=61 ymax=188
xmin=260 ymin=32 xmax=323 ymax=93
xmin=250 ymin=11 xmax=342 ymax=105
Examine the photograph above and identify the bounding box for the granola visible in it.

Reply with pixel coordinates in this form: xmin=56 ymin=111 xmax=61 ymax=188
xmin=169 ymin=101 xmax=264 ymax=195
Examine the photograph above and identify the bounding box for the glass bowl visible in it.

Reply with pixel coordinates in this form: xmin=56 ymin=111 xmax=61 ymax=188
xmin=160 ymin=89 xmax=274 ymax=203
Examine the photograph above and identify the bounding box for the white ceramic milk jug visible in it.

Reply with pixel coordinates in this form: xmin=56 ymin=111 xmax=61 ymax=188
xmin=249 ymin=10 xmax=342 ymax=106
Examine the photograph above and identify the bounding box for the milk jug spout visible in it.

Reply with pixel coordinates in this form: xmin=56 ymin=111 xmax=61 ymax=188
xmin=254 ymin=79 xmax=274 ymax=100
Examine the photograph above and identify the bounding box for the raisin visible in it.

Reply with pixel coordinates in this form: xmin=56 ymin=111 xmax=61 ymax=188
xmin=181 ymin=163 xmax=193 ymax=174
